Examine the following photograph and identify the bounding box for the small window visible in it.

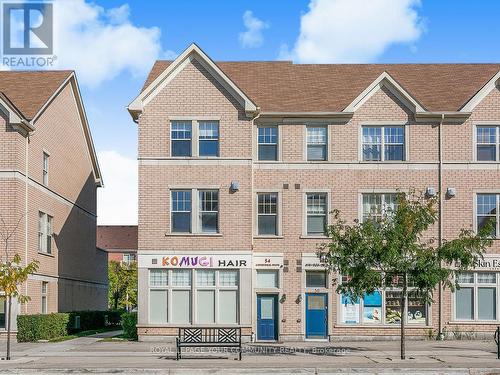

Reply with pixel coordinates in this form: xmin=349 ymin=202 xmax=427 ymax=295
xmin=306 ymin=271 xmax=327 ymax=288
xmin=150 ymin=269 xmax=168 ymax=287
xmin=258 ymin=127 xmax=278 ymax=161
xmin=199 ymin=190 xmax=218 ymax=233
xmin=199 ymin=121 xmax=219 ymax=157
xmin=171 ymin=190 xmax=192 ymax=233
xmin=171 ymin=121 xmax=192 ymax=157
xmin=476 ymin=126 xmax=498 ymax=161
xmin=306 ymin=193 xmax=327 ymax=236
xmin=42 ymin=152 xmax=49 ymax=186
xmin=307 ymin=127 xmax=327 ymax=161
xmin=172 ymin=269 xmax=191 ymax=287
xmin=256 ymin=270 xmax=279 ymax=288
xmin=362 ymin=126 xmax=404 ymax=161
xmin=362 ymin=193 xmax=398 ymax=222
xmin=197 ymin=270 xmax=216 ymax=286
xmin=219 ymin=270 xmax=238 ymax=286
xmin=41 ymin=282 xmax=48 ymax=314
xmin=257 ymin=193 xmax=278 ymax=236
xmin=38 ymin=212 xmax=53 ymax=254
xmin=476 ymin=194 xmax=498 ymax=237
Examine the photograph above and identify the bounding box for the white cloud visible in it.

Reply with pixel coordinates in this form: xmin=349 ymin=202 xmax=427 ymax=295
xmin=239 ymin=10 xmax=269 ymax=48
xmin=97 ymin=151 xmax=137 ymax=225
xmin=50 ymin=0 xmax=171 ymax=87
xmin=281 ymin=0 xmax=424 ymax=63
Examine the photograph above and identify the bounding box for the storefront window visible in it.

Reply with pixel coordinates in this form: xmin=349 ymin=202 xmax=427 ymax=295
xmin=455 ymin=272 xmax=497 ymax=321
xmin=306 ymin=271 xmax=327 ymax=288
xmin=363 ymin=291 xmax=382 ymax=324
xmin=0 ymin=297 xmax=5 ymax=329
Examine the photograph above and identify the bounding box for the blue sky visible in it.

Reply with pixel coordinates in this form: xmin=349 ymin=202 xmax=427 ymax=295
xmin=15 ymin=0 xmax=500 ymax=224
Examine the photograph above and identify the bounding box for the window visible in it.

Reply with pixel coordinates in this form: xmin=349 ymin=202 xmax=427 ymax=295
xmin=199 ymin=190 xmax=218 ymax=233
xmin=149 ymin=269 xmax=239 ymax=325
xmin=171 ymin=190 xmax=191 ymax=233
xmin=41 ymin=282 xmax=48 ymax=314
xmin=339 ymin=274 xmax=427 ymax=325
xmin=307 ymin=126 xmax=327 ymax=161
xmin=476 ymin=194 xmax=499 ymax=237
xmin=455 ymin=272 xmax=497 ymax=321
xmin=257 ymin=193 xmax=278 ymax=236
xmin=0 ymin=297 xmax=5 ymax=328
xmin=362 ymin=126 xmax=405 ymax=161
xmin=258 ymin=127 xmax=278 ymax=161
xmin=476 ymin=126 xmax=499 ymax=161
xmin=42 ymin=152 xmax=49 ymax=186
xmin=256 ymin=270 xmax=279 ymax=288
xmin=306 ymin=193 xmax=327 ymax=236
xmin=199 ymin=121 xmax=219 ymax=157
xmin=123 ymin=253 xmax=136 ymax=264
xmin=306 ymin=271 xmax=327 ymax=288
xmin=171 ymin=121 xmax=192 ymax=157
xmin=38 ymin=212 xmax=53 ymax=254
xmin=362 ymin=193 xmax=398 ymax=222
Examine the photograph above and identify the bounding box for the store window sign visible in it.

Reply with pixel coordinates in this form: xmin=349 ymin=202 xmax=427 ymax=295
xmin=162 ymin=256 xmax=248 ymax=268
xmin=341 ymin=294 xmax=360 ymax=324
xmin=363 ymin=291 xmax=382 ymax=324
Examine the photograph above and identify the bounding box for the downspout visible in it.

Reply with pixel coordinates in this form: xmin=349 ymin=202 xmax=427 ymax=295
xmin=437 ymin=113 xmax=444 ymax=339
xmin=24 ymin=132 xmax=29 ymax=314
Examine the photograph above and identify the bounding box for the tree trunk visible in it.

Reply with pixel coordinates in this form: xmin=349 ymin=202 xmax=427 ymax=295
xmin=400 ymin=273 xmax=407 ymax=360
xmin=6 ymin=295 xmax=12 ymax=360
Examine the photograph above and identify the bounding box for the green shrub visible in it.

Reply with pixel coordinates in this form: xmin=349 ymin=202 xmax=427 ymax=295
xmin=121 ymin=312 xmax=137 ymax=340
xmin=17 ymin=313 xmax=69 ymax=342
xmin=67 ymin=310 xmax=123 ymax=333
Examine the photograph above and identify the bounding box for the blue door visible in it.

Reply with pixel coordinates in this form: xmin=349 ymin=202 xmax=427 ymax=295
xmin=305 ymin=293 xmax=328 ymax=339
xmin=257 ymin=294 xmax=278 ymax=341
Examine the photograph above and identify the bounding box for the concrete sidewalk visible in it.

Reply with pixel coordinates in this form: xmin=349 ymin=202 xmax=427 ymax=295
xmin=0 ymin=334 xmax=499 ymax=373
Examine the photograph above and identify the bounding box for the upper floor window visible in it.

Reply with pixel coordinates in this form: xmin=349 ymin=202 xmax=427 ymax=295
xmin=38 ymin=212 xmax=53 ymax=254
xmin=307 ymin=126 xmax=327 ymax=161
xmin=123 ymin=253 xmax=136 ymax=264
xmin=42 ymin=152 xmax=49 ymax=186
xmin=476 ymin=193 xmax=499 ymax=237
xmin=171 ymin=121 xmax=192 ymax=157
xmin=362 ymin=126 xmax=405 ymax=161
xmin=199 ymin=121 xmax=219 ymax=157
xmin=306 ymin=193 xmax=327 ymax=236
xmin=171 ymin=189 xmax=219 ymax=234
xmin=258 ymin=127 xmax=278 ymax=161
xmin=257 ymin=193 xmax=278 ymax=236
xmin=362 ymin=193 xmax=398 ymax=222
xmin=476 ymin=126 xmax=499 ymax=161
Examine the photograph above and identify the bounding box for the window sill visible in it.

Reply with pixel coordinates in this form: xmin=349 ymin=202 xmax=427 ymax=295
xmin=358 ymin=160 xmax=407 ymax=163
xmin=253 ymin=235 xmax=284 ymax=239
xmin=300 ymin=235 xmax=329 ymax=240
xmin=38 ymin=251 xmax=55 ymax=258
xmin=165 ymin=233 xmax=223 ymax=237
xmin=448 ymin=320 xmax=500 ymax=325
xmin=334 ymin=324 xmax=431 ymax=328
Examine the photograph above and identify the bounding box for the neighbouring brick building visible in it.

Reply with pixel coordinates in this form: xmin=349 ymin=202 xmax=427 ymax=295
xmin=97 ymin=225 xmax=138 ymax=264
xmin=128 ymin=43 xmax=500 ymax=341
xmin=0 ymin=71 xmax=107 ymax=332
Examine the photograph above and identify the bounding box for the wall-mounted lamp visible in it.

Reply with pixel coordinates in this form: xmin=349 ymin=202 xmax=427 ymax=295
xmin=446 ymin=187 xmax=456 ymax=198
xmin=295 ymin=294 xmax=302 ymax=304
xmin=280 ymin=294 xmax=287 ymax=304
xmin=230 ymin=181 xmax=240 ymax=192
xmin=426 ymin=187 xmax=436 ymax=197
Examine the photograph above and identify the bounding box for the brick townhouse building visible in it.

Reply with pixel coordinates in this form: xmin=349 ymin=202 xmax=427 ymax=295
xmin=0 ymin=71 xmax=107 ymax=331
xmin=128 ymin=43 xmax=500 ymax=341
xmin=97 ymin=225 xmax=138 ymax=264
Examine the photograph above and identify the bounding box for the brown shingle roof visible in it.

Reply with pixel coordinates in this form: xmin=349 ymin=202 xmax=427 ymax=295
xmin=0 ymin=70 xmax=72 ymax=119
xmin=142 ymin=61 xmax=500 ymax=112
xmin=97 ymin=225 xmax=138 ymax=251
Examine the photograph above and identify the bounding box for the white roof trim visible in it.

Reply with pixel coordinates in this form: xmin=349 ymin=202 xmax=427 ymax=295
xmin=344 ymin=71 xmax=426 ymax=113
xmin=460 ymin=70 xmax=500 ymax=112
xmin=31 ymin=72 xmax=102 ymax=186
xmin=128 ymin=43 xmax=258 ymax=118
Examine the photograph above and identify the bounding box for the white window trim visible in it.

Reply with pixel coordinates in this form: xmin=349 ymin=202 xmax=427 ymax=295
xmin=255 ymin=125 xmax=280 ymax=162
xmin=473 ymin=192 xmax=500 ymax=238
xmin=452 ymin=272 xmax=500 ymax=323
xmin=170 ymin=118 xmax=221 ymax=159
xmin=42 ymin=151 xmax=49 ymax=186
xmin=169 ymin=187 xmax=221 ymax=235
xmin=41 ymin=281 xmax=48 ymax=314
xmin=302 ymin=189 xmax=331 ymax=238
xmin=254 ymin=190 xmax=283 ymax=238
xmin=473 ymin=123 xmax=500 ymax=162
xmin=38 ymin=211 xmax=53 ymax=255
xmin=357 ymin=190 xmax=400 ymax=223
xmin=358 ymin=123 xmax=409 ymax=162
xmin=304 ymin=125 xmax=329 ymax=162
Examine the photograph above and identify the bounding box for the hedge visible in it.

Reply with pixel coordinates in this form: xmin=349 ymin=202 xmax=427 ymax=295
xmin=17 ymin=313 xmax=69 ymax=342
xmin=121 ymin=312 xmax=137 ymax=340
xmin=17 ymin=310 xmax=123 ymax=342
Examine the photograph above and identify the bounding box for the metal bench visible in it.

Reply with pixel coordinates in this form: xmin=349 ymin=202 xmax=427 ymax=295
xmin=495 ymin=326 xmax=500 ymax=359
xmin=176 ymin=327 xmax=242 ymax=360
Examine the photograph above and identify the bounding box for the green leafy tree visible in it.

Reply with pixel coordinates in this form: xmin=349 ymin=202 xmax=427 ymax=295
xmin=108 ymin=260 xmax=137 ymax=311
xmin=0 ymin=215 xmax=39 ymax=360
xmin=320 ymin=191 xmax=492 ymax=360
